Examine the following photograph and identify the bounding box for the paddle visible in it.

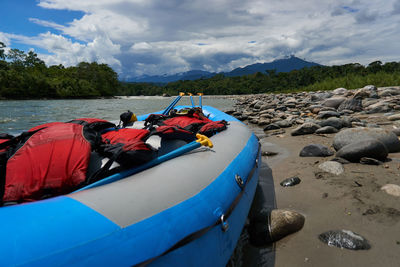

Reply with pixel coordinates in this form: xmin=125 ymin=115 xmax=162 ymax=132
xmin=74 ymin=134 xmax=213 ymax=192
xmin=188 ymin=93 xmax=195 ymax=107
xmin=197 ymin=93 xmax=203 ymax=109
xmin=162 ymin=92 xmax=185 ymax=115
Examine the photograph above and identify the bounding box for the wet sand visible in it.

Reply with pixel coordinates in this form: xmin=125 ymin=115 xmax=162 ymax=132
xmin=250 ymin=122 xmax=400 ymax=267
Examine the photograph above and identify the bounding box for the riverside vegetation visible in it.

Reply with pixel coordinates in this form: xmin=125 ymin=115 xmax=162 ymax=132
xmin=1 ymin=42 xmax=400 ymax=98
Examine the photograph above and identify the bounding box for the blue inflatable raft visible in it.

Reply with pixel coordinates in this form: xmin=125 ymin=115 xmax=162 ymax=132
xmin=0 ymin=105 xmax=260 ymax=266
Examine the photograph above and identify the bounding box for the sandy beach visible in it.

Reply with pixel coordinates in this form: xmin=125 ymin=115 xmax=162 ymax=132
xmin=247 ymin=114 xmax=400 ymax=266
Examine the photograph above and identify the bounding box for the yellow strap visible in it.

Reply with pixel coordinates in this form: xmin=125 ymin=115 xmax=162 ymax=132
xmin=197 ymin=93 xmax=204 ymax=96
xmin=179 ymin=92 xmax=185 ymax=96
xmin=130 ymin=113 xmax=138 ymax=122
xmin=195 ymin=134 xmax=213 ymax=148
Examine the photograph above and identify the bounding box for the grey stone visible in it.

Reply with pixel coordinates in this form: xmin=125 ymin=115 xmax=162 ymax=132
xmin=315 ymin=126 xmax=339 ymax=134
xmin=333 ymin=87 xmax=348 ymax=95
xmin=319 ymin=230 xmax=371 ymax=250
xmin=331 ymin=157 xmax=351 ymax=164
xmin=318 ymin=161 xmax=344 ymax=175
xmin=388 ymin=114 xmax=400 ymax=121
xmin=291 ymin=122 xmax=321 ymax=136
xmin=359 ymin=157 xmax=382 ymax=165
xmin=336 ymin=139 xmax=388 ymax=162
xmin=311 ymin=92 xmax=332 ymax=101
xmin=248 ymin=209 xmax=305 ymax=246
xmin=391 ymin=128 xmax=400 ymax=136
xmin=381 ymin=184 xmax=400 ymax=197
xmin=337 ymin=97 xmax=363 ymax=112
xmin=280 ymin=176 xmax=301 ymax=187
xmin=378 ymin=88 xmax=400 ymax=97
xmin=317 ymin=117 xmax=345 ymax=130
xmin=269 ymin=209 xmax=305 ymax=242
xmin=275 ymin=120 xmax=292 ymax=128
xmin=299 ymin=144 xmax=334 ymax=157
xmin=263 ymin=123 xmax=280 ymax=131
xmin=317 ymin=111 xmax=341 ymax=119
xmin=322 ymin=97 xmax=346 ymax=109
xmin=333 ymin=127 xmax=400 ymax=152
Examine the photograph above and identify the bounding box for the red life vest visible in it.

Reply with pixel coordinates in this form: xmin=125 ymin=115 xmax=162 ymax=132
xmin=0 ymin=118 xmax=116 ymax=204
xmin=101 ymin=128 xmax=155 ymax=168
xmin=145 ymin=108 xmax=228 ymax=137
xmin=3 ymin=123 xmax=93 ymax=203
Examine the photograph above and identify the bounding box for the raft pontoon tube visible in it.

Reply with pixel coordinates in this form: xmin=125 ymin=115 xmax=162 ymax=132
xmin=0 ymin=106 xmax=260 ymax=266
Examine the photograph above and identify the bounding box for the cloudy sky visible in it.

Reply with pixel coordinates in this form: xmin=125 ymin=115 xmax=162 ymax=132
xmin=1 ymin=0 xmax=400 ymax=80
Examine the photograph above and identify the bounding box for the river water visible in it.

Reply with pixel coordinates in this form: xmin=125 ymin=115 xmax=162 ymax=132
xmin=0 ymin=96 xmax=235 ymax=134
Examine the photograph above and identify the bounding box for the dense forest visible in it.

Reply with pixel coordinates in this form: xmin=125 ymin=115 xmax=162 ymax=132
xmin=0 ymin=42 xmax=119 ymax=99
xmin=1 ymin=41 xmax=400 ymax=99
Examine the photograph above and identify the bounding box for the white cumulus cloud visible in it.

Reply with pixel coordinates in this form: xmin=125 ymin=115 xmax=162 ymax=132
xmin=1 ymin=0 xmax=399 ymax=79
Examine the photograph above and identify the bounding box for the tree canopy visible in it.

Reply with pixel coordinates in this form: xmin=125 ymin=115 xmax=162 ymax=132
xmin=1 ymin=42 xmax=400 ymax=99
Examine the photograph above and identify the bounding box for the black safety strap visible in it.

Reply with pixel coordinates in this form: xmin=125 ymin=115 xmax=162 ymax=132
xmin=135 ymin=143 xmax=260 ymax=267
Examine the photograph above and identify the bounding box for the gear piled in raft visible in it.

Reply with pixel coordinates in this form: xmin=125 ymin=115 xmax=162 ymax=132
xmin=0 ymin=108 xmax=228 ymax=205
xmin=145 ymin=107 xmax=228 ymax=138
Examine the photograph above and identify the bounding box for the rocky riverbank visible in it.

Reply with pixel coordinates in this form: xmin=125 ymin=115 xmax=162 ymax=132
xmin=227 ymin=85 xmax=400 ymax=266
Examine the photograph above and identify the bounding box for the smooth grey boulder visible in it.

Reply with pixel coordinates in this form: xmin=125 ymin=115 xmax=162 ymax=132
xmin=318 ymin=161 xmax=344 ymax=175
xmin=333 ymin=87 xmax=348 ymax=95
xmin=318 ymin=117 xmax=346 ymax=130
xmin=263 ymin=123 xmax=280 ymax=131
xmin=322 ymin=97 xmax=346 ymax=109
xmin=311 ymin=92 xmax=332 ymax=101
xmin=319 ymin=230 xmax=371 ymax=250
xmin=333 ymin=127 xmax=400 ymax=152
xmin=269 ymin=209 xmax=305 ymax=242
xmin=337 ymin=97 xmax=363 ymax=112
xmin=317 ymin=111 xmax=341 ymax=119
xmin=291 ymin=123 xmax=321 ymax=136
xmin=248 ymin=209 xmax=305 ymax=246
xmin=299 ymin=144 xmax=334 ymax=157
xmin=388 ymin=114 xmax=400 ymax=121
xmin=336 ymin=139 xmax=388 ymax=162
xmin=381 ymin=184 xmax=400 ymax=197
xmin=315 ymin=126 xmax=339 ymax=134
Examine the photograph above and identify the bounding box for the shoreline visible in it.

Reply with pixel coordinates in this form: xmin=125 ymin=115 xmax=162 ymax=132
xmin=229 ymin=85 xmax=400 ymax=266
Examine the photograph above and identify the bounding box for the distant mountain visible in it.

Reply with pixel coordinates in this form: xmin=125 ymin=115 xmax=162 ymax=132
xmin=225 ymin=55 xmax=321 ymax=77
xmin=129 ymin=56 xmax=321 ymax=83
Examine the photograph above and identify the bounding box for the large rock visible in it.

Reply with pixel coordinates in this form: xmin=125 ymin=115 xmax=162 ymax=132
xmin=337 ymin=97 xmax=363 ymax=112
xmin=317 ymin=111 xmax=341 ymax=119
xmin=387 ymin=113 xmax=400 ymax=121
xmin=291 ymin=122 xmax=321 ymax=136
xmin=315 ymin=126 xmax=339 ymax=134
xmin=300 ymin=144 xmax=334 ymax=157
xmin=322 ymin=97 xmax=346 ymax=109
xmin=317 ymin=117 xmax=347 ymax=130
xmin=318 ymin=161 xmax=344 ymax=175
xmin=269 ymin=209 xmax=305 ymax=242
xmin=336 ymin=139 xmax=388 ymax=162
xmin=248 ymin=209 xmax=305 ymax=246
xmin=333 ymin=87 xmax=348 ymax=95
xmin=333 ymin=127 xmax=400 ymax=152
xmin=381 ymin=184 xmax=400 ymax=197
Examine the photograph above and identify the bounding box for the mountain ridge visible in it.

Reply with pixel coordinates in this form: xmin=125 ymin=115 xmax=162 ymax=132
xmin=129 ymin=56 xmax=321 ymax=83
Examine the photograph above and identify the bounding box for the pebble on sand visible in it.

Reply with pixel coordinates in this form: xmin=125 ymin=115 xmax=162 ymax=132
xmin=318 ymin=161 xmax=344 ymax=175
xmin=318 ymin=230 xmax=371 ymax=250
xmin=280 ymin=176 xmax=301 ymax=187
xmin=381 ymin=184 xmax=400 ymax=197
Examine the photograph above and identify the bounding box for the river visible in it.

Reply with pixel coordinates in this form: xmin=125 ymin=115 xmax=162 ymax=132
xmin=0 ymin=96 xmax=235 ymax=134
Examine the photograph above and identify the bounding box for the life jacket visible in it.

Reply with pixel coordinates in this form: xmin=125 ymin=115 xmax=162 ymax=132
xmin=145 ymin=108 xmax=228 ymax=137
xmin=101 ymin=128 xmax=156 ymax=168
xmin=0 ymin=118 xmax=116 ymax=204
